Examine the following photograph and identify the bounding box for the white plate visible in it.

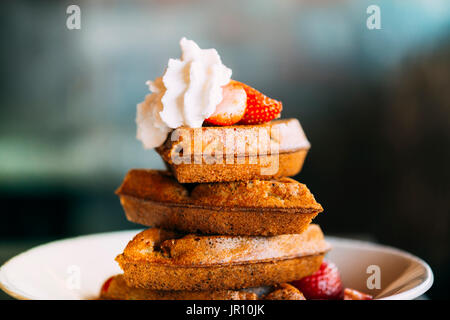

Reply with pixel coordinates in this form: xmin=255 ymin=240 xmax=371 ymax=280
xmin=0 ymin=230 xmax=433 ymax=300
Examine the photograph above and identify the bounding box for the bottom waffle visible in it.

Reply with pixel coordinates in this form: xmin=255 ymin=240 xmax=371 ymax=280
xmin=100 ymin=274 xmax=306 ymax=300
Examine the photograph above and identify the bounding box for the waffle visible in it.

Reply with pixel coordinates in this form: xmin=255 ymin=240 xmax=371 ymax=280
xmin=156 ymin=118 xmax=310 ymax=183
xmin=116 ymin=169 xmax=323 ymax=236
xmin=115 ymin=225 xmax=330 ymax=291
xmin=100 ymin=275 xmax=306 ymax=300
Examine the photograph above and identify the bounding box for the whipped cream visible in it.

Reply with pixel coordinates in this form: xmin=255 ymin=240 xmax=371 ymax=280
xmin=136 ymin=77 xmax=171 ymax=149
xmin=136 ymin=38 xmax=232 ymax=149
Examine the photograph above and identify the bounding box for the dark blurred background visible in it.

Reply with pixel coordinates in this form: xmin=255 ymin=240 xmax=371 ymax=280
xmin=0 ymin=0 xmax=449 ymax=299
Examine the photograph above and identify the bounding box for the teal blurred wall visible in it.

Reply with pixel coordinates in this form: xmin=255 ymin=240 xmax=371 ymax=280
xmin=1 ymin=0 xmax=449 ymax=185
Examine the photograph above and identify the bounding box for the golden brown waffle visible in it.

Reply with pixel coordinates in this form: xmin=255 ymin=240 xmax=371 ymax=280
xmin=100 ymin=275 xmax=306 ymax=300
xmin=156 ymin=118 xmax=310 ymax=183
xmin=116 ymin=169 xmax=323 ymax=236
xmin=115 ymin=225 xmax=330 ymax=291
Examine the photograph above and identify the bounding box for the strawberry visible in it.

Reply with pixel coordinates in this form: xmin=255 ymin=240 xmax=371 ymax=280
xmin=100 ymin=276 xmax=114 ymax=295
xmin=236 ymin=81 xmax=282 ymax=125
xmin=343 ymin=288 xmax=373 ymax=300
xmin=204 ymin=80 xmax=247 ymax=126
xmin=291 ymin=260 xmax=343 ymax=300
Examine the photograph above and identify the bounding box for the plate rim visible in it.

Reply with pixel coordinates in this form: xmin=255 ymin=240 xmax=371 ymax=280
xmin=325 ymin=236 xmax=434 ymax=300
xmin=0 ymin=230 xmax=141 ymax=300
xmin=0 ymin=230 xmax=434 ymax=300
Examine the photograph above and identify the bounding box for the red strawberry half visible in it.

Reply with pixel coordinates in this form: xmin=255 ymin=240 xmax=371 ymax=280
xmin=204 ymin=80 xmax=247 ymax=126
xmin=236 ymin=81 xmax=282 ymax=125
xmin=291 ymin=260 xmax=344 ymax=300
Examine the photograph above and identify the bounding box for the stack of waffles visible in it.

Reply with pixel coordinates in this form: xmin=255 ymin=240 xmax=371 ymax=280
xmin=100 ymin=118 xmax=331 ymax=300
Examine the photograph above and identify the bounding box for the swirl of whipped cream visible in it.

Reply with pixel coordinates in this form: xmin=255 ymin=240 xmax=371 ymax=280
xmin=136 ymin=38 xmax=232 ymax=149
xmin=136 ymin=78 xmax=171 ymax=149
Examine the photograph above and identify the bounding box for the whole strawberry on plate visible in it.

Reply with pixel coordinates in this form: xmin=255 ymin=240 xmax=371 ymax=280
xmin=291 ymin=260 xmax=344 ymax=300
xmin=100 ymin=276 xmax=114 ymax=297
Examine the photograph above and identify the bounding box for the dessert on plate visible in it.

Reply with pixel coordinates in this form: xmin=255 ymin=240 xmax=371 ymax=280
xmin=101 ymin=37 xmax=371 ymax=300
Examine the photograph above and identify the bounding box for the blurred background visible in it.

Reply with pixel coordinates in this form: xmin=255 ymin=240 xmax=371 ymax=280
xmin=0 ymin=0 xmax=449 ymax=299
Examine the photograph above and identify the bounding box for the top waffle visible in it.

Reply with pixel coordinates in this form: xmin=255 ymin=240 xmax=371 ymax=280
xmin=156 ymin=119 xmax=310 ymax=183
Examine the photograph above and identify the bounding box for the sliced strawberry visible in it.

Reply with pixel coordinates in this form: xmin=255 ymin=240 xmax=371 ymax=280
xmin=291 ymin=260 xmax=343 ymax=300
xmin=236 ymin=81 xmax=282 ymax=125
xmin=204 ymin=80 xmax=247 ymax=126
xmin=343 ymin=288 xmax=373 ymax=300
